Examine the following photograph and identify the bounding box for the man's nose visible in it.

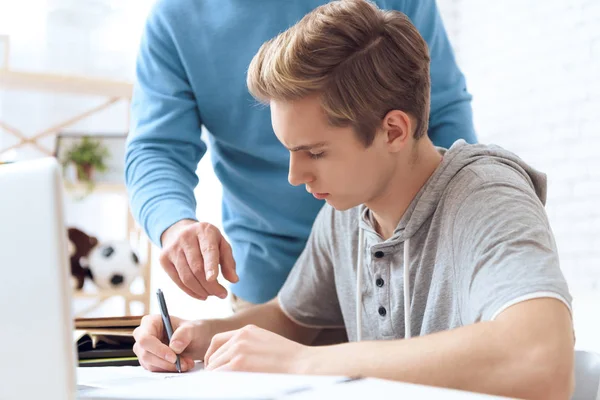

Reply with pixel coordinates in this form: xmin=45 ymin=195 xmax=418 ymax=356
xmin=288 ymin=154 xmax=313 ymax=187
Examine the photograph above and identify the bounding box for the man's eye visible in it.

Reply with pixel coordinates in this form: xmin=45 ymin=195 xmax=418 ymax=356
xmin=309 ymin=151 xmax=325 ymax=160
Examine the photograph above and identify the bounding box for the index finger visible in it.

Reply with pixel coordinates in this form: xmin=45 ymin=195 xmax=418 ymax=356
xmin=136 ymin=331 xmax=178 ymax=363
xmin=161 ymin=254 xmax=207 ymax=300
xmin=199 ymin=233 xmax=221 ymax=282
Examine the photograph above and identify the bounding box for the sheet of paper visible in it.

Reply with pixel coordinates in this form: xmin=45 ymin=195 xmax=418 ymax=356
xmin=78 ymin=362 xmax=204 ymax=389
xmin=74 ymin=329 xmax=87 ymax=342
xmin=78 ymin=366 xmax=344 ymax=400
xmin=78 ymin=366 xmax=513 ymax=399
xmin=284 ymin=377 xmax=514 ymax=399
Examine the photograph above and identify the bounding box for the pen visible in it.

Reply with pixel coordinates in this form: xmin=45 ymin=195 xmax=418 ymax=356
xmin=156 ymin=288 xmax=182 ymax=373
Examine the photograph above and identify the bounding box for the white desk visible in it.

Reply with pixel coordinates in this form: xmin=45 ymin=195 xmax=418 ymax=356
xmin=77 ymin=364 xmax=512 ymax=399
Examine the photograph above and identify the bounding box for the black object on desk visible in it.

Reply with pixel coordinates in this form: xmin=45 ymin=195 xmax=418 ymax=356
xmin=76 ymin=332 xmax=139 ymax=367
xmin=75 ymin=315 xmax=143 ymax=368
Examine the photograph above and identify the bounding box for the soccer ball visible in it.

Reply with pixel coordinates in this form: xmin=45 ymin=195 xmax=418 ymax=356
xmin=88 ymin=241 xmax=140 ymax=290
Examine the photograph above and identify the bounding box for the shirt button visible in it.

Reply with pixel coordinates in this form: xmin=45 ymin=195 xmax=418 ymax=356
xmin=375 ymin=278 xmax=384 ymax=287
xmin=374 ymin=251 xmax=385 ymax=258
xmin=378 ymin=306 xmax=387 ymax=317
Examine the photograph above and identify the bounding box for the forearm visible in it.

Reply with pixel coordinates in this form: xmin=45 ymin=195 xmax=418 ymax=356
xmin=308 ymin=320 xmax=573 ymax=400
xmin=206 ymin=299 xmax=320 ymax=345
xmin=125 ymin=142 xmax=201 ymax=247
xmin=127 ymin=9 xmax=207 ymax=247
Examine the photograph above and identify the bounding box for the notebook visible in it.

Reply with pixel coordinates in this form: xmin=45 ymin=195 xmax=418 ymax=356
xmin=75 ymin=316 xmax=143 ymax=367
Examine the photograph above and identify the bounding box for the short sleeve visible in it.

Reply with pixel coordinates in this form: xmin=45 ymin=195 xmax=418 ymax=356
xmin=454 ymin=169 xmax=572 ymax=323
xmin=278 ymin=205 xmax=345 ymax=329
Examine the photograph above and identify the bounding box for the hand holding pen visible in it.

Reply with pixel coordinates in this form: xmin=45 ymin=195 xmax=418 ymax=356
xmin=132 ymin=290 xmax=215 ymax=372
xmin=157 ymin=288 xmax=182 ymax=372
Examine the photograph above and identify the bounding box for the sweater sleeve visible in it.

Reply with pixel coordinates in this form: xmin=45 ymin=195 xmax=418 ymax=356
xmin=125 ymin=0 xmax=206 ymax=246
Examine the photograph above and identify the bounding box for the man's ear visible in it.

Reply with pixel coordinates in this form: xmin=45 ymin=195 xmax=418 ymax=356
xmin=382 ymin=110 xmax=413 ymax=152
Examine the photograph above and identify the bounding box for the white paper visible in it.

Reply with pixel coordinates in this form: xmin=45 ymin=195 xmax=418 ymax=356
xmin=77 ymin=366 xmax=515 ymax=400
xmin=78 ymin=365 xmax=344 ymax=400
xmin=284 ymin=378 xmax=514 ymax=400
xmin=77 ymin=362 xmax=205 ymax=390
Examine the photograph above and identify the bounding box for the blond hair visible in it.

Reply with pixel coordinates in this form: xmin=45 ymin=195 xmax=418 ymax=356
xmin=247 ymin=0 xmax=431 ymax=146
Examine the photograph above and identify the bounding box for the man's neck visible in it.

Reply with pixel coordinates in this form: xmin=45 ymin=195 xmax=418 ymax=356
xmin=367 ymin=139 xmax=442 ymax=240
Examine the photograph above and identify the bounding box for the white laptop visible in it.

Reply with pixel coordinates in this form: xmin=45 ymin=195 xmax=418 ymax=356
xmin=0 ymin=157 xmax=77 ymax=400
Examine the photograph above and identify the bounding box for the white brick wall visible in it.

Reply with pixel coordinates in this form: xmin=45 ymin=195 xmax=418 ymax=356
xmin=437 ymin=0 xmax=600 ymax=291
xmin=437 ymin=0 xmax=600 ymax=351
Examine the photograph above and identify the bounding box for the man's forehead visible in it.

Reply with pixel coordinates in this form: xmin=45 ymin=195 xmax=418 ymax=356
xmin=271 ymin=99 xmax=331 ymax=141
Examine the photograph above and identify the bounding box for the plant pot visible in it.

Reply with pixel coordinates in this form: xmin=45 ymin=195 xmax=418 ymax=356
xmin=76 ymin=164 xmax=94 ymax=182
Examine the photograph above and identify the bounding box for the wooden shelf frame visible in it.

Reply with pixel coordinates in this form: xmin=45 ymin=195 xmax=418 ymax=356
xmin=0 ymin=35 xmax=134 ymax=157
xmin=0 ymin=35 xmax=151 ymax=316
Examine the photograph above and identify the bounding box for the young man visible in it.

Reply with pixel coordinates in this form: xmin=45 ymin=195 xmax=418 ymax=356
xmin=132 ymin=1 xmax=574 ymax=398
xmin=127 ymin=0 xmax=477 ymax=309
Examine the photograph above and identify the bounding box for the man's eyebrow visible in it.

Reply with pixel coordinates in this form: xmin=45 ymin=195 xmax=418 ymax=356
xmin=288 ymin=141 xmax=329 ymax=152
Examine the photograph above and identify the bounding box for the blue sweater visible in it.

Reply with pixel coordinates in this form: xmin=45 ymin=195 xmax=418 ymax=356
xmin=126 ymin=0 xmax=477 ymax=304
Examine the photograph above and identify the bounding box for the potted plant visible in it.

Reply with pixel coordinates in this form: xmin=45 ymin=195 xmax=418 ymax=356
xmin=62 ymin=136 xmax=110 ymax=191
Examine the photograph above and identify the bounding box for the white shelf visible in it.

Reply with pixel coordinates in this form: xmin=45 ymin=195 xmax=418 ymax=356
xmin=0 ymin=69 xmax=132 ymax=97
xmin=63 ymin=181 xmax=126 ymax=194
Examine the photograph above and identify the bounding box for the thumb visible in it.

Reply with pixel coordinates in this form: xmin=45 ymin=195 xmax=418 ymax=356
xmin=169 ymin=324 xmax=194 ymax=354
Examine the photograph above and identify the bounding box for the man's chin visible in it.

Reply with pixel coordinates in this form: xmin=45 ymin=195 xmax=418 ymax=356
xmin=325 ymin=197 xmax=361 ymax=212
